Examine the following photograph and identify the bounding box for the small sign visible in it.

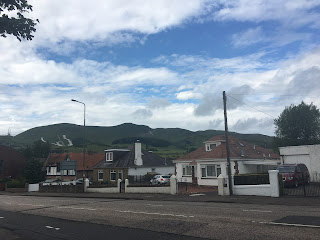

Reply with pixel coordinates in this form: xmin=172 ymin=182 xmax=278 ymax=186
xmin=60 ymin=160 xmax=77 ymax=171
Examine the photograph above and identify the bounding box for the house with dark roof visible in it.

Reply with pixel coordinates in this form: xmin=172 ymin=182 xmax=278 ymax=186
xmin=0 ymin=145 xmax=26 ymax=179
xmin=45 ymin=152 xmax=105 ymax=180
xmin=173 ymin=135 xmax=280 ymax=186
xmin=92 ymin=141 xmax=174 ymax=183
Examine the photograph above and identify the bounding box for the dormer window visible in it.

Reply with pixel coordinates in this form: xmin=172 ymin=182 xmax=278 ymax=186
xmin=106 ymin=152 xmax=113 ymax=162
xmin=206 ymin=143 xmax=217 ymax=151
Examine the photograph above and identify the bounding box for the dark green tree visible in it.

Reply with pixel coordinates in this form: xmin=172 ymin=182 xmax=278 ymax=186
xmin=0 ymin=0 xmax=39 ymax=41
xmin=24 ymin=159 xmax=46 ymax=183
xmin=32 ymin=140 xmax=51 ymax=158
xmin=274 ymin=101 xmax=320 ymax=147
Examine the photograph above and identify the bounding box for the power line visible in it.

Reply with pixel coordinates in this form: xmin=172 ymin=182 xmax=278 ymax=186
xmin=226 ymin=94 xmax=276 ymax=119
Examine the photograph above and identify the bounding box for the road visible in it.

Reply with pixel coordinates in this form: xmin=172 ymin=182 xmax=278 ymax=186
xmin=0 ymin=195 xmax=319 ymax=239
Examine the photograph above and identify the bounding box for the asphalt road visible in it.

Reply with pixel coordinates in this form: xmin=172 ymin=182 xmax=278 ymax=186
xmin=0 ymin=195 xmax=319 ymax=239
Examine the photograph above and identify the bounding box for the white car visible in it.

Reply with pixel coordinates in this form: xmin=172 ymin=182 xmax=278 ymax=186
xmin=150 ymin=175 xmax=171 ymax=185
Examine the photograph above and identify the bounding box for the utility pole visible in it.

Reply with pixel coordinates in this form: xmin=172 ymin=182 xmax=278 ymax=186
xmin=223 ymin=91 xmax=233 ymax=195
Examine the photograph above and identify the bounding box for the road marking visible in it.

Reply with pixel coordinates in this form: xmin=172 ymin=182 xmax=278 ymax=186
xmin=259 ymin=221 xmax=320 ymax=228
xmin=46 ymin=226 xmax=60 ymax=230
xmin=189 ymin=193 xmax=206 ymax=196
xmin=116 ymin=210 xmax=194 ymax=218
xmin=0 ymin=217 xmax=4 ymax=219
xmin=18 ymin=204 xmax=44 ymax=207
xmin=58 ymin=206 xmax=96 ymax=211
xmin=243 ymin=210 xmax=272 ymax=213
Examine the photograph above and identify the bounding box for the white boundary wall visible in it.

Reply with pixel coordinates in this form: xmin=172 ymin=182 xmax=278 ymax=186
xmin=218 ymin=170 xmax=280 ymax=197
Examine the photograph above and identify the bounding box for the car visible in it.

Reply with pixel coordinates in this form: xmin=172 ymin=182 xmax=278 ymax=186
xmin=277 ymin=163 xmax=310 ymax=188
xmin=75 ymin=178 xmax=92 ymax=185
xmin=150 ymin=175 xmax=171 ymax=185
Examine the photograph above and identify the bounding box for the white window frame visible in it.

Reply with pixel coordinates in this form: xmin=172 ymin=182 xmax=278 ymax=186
xmin=110 ymin=170 xmax=116 ymax=181
xmin=118 ymin=170 xmax=123 ymax=180
xmin=201 ymin=164 xmax=221 ymax=178
xmin=106 ymin=152 xmax=113 ymax=162
xmin=206 ymin=143 xmax=217 ymax=151
xmin=182 ymin=165 xmax=192 ymax=176
xmin=98 ymin=170 xmax=104 ymax=181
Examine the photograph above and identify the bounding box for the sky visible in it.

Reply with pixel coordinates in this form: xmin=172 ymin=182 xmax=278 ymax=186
xmin=1 ymin=0 xmax=320 ymax=137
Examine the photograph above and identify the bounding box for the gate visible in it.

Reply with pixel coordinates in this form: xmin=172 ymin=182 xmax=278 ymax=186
xmin=283 ymin=182 xmax=320 ymax=197
xmin=119 ymin=180 xmax=125 ymax=193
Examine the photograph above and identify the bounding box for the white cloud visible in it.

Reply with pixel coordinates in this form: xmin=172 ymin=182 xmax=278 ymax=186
xmin=132 ymin=108 xmax=153 ymax=119
xmin=232 ymin=27 xmax=265 ymax=47
xmin=28 ymin=0 xmax=207 ymax=47
xmin=213 ymin=0 xmax=320 ymax=28
xmin=147 ymin=98 xmax=171 ymax=109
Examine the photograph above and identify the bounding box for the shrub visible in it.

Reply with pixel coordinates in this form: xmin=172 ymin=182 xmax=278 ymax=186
xmin=7 ymin=179 xmax=26 ymax=188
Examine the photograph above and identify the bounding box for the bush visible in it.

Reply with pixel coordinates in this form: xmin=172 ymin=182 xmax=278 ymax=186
xmin=6 ymin=179 xmax=26 ymax=188
xmin=234 ymin=173 xmax=269 ymax=185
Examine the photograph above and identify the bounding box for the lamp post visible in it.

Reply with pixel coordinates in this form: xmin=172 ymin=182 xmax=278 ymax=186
xmin=71 ymin=99 xmax=86 ymax=189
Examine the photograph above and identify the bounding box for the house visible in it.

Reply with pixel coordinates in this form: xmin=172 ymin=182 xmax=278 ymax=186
xmin=279 ymin=144 xmax=320 ymax=182
xmin=92 ymin=141 xmax=174 ymax=183
xmin=173 ymin=135 xmax=280 ymax=186
xmin=0 ymin=145 xmax=26 ymax=179
xmin=45 ymin=152 xmax=105 ymax=180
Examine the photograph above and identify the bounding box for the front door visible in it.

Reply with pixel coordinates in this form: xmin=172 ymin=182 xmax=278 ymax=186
xmin=192 ymin=166 xmax=197 ymax=184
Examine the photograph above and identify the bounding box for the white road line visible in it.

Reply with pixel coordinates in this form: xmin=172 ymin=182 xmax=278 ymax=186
xmin=189 ymin=193 xmax=206 ymax=197
xmin=243 ymin=210 xmax=272 ymax=213
xmin=260 ymin=221 xmax=320 ymax=228
xmin=18 ymin=204 xmax=44 ymax=207
xmin=45 ymin=226 xmax=60 ymax=230
xmin=58 ymin=206 xmax=96 ymax=211
xmin=116 ymin=210 xmax=194 ymax=218
xmin=0 ymin=217 xmax=4 ymax=219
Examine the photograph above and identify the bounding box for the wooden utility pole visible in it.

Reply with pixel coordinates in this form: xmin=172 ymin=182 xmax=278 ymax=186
xmin=223 ymin=91 xmax=233 ymax=195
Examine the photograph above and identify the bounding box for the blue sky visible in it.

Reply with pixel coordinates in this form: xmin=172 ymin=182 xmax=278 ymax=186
xmin=1 ymin=0 xmax=320 ymax=136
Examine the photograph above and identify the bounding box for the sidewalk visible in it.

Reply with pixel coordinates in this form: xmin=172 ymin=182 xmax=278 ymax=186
xmin=1 ymin=191 xmax=319 ymax=207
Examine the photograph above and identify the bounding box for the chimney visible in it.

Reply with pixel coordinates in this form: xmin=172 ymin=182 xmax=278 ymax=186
xmin=134 ymin=140 xmax=143 ymax=166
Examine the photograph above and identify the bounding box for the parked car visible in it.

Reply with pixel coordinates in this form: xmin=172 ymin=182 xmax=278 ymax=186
xmin=150 ymin=175 xmax=171 ymax=185
xmin=75 ymin=178 xmax=92 ymax=185
xmin=277 ymin=164 xmax=310 ymax=187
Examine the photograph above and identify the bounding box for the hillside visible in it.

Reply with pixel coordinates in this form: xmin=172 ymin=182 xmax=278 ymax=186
xmin=3 ymin=123 xmax=274 ymax=159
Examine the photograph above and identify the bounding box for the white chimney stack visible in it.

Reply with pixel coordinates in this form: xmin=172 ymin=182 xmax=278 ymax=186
xmin=134 ymin=141 xmax=143 ymax=166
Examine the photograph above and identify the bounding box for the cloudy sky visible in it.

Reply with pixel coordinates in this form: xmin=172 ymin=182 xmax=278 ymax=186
xmin=1 ymin=0 xmax=320 ymax=136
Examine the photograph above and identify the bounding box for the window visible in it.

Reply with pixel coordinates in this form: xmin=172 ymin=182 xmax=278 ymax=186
xmin=98 ymin=170 xmax=103 ymax=181
xmin=68 ymin=170 xmax=75 ymax=176
xmin=106 ymin=152 xmax=113 ymax=162
xmin=118 ymin=170 xmax=123 ymax=180
xmin=201 ymin=165 xmax=221 ymax=178
xmin=182 ymin=165 xmax=192 ymax=176
xmin=206 ymin=143 xmax=217 ymax=151
xmin=110 ymin=170 xmax=116 ymax=181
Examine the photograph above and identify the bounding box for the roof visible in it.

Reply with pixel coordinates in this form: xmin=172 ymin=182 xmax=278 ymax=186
xmin=176 ymin=135 xmax=279 ymax=161
xmin=94 ymin=148 xmax=173 ymax=169
xmin=45 ymin=152 xmax=105 ymax=171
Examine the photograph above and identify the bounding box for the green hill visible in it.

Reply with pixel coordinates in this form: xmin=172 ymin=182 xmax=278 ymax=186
xmin=3 ymin=123 xmax=274 ymax=159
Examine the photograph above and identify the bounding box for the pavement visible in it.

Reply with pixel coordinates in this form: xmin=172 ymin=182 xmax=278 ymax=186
xmin=1 ymin=191 xmax=319 ymax=207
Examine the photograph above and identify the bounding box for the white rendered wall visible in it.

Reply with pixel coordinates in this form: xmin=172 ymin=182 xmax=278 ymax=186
xmin=280 ymin=145 xmax=320 ymax=182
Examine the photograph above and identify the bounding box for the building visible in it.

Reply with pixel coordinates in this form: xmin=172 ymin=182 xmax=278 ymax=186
xmin=93 ymin=141 xmax=174 ymax=183
xmin=45 ymin=152 xmax=104 ymax=180
xmin=279 ymin=144 xmax=320 ymax=182
xmin=0 ymin=145 xmax=26 ymax=179
xmin=173 ymin=135 xmax=280 ymax=186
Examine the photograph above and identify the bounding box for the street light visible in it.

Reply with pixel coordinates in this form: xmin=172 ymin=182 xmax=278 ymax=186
xmin=71 ymin=99 xmax=86 ymax=189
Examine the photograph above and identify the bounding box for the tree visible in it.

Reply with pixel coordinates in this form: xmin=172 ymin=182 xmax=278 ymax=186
xmin=274 ymin=101 xmax=320 ymax=147
xmin=0 ymin=0 xmax=39 ymax=41
xmin=24 ymin=159 xmax=46 ymax=183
